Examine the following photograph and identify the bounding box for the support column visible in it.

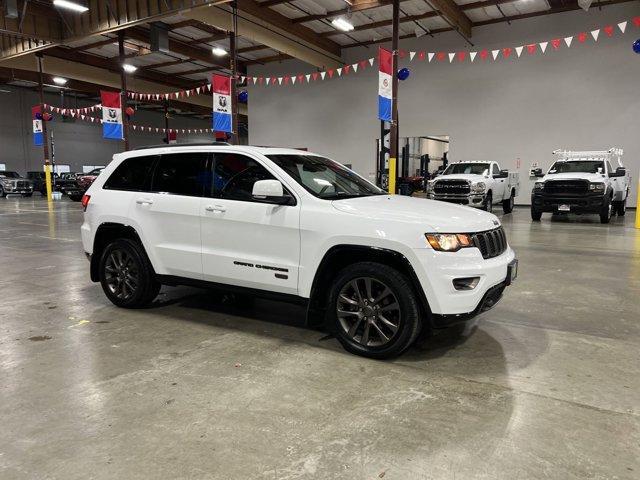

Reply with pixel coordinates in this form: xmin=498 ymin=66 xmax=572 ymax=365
xmin=388 ymin=0 xmax=400 ymax=195
xmin=36 ymin=54 xmax=52 ymax=202
xmin=229 ymin=1 xmax=239 ymax=144
xmin=118 ymin=31 xmax=130 ymax=151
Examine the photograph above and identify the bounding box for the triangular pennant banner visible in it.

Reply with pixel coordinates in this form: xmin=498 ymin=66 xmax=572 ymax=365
xmin=368 ymin=57 xmax=375 ymax=66
xmin=503 ymin=47 xmax=512 ymax=58
xmin=266 ymin=78 xmax=271 ymax=85
xmin=479 ymin=49 xmax=488 ymax=60
xmin=409 ymin=51 xmax=416 ymax=61
xmin=343 ymin=65 xmax=350 ymax=75
xmin=551 ymin=38 xmax=561 ymax=50
xmin=491 ymin=49 xmax=499 ymax=60
xmin=470 ymin=51 xmax=477 ymax=62
xmin=352 ymin=63 xmax=358 ymax=73
xmin=515 ymin=46 xmax=523 ymax=57
xmin=564 ymin=36 xmax=573 ymax=48
xmin=291 ymin=76 xmax=296 ymax=84
xmin=457 ymin=51 xmax=466 ymax=62
xmin=306 ymin=74 xmax=311 ymax=82
xmin=591 ymin=29 xmax=600 ymax=41
xmin=633 ymin=16 xmax=640 ymax=27
xmin=577 ymin=32 xmax=588 ymax=43
xmin=327 ymin=69 xmax=334 ymax=78
xmin=618 ymin=21 xmax=627 ymax=33
xmin=540 ymin=41 xmax=548 ymax=53
xmin=277 ymin=77 xmax=283 ymax=85
xmin=336 ymin=67 xmax=342 ymax=76
xmin=448 ymin=52 xmax=455 ymax=63
xmin=320 ymin=71 xmax=326 ymax=80
xmin=428 ymin=52 xmax=435 ymax=62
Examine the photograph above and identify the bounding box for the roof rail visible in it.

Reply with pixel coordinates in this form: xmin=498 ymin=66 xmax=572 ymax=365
xmin=134 ymin=142 xmax=230 ymax=150
xmin=553 ymin=148 xmax=624 ymax=166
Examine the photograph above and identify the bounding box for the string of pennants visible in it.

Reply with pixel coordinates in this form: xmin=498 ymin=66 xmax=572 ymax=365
xmin=127 ymin=84 xmax=212 ymax=101
xmin=43 ymin=103 xmax=101 ymax=116
xmin=244 ymin=17 xmax=640 ymax=87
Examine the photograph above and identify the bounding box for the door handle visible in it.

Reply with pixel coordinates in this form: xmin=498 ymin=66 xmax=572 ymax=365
xmin=205 ymin=204 xmax=226 ymax=212
xmin=136 ymin=198 xmax=154 ymax=205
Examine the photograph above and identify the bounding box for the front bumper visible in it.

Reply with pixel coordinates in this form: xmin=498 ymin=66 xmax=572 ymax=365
xmin=531 ymin=192 xmax=604 ymax=213
xmin=411 ymin=246 xmax=517 ymax=323
xmin=428 ymin=193 xmax=485 ymax=208
xmin=2 ymin=185 xmax=33 ymax=194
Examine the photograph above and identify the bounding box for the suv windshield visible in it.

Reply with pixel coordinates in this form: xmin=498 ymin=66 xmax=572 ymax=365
xmin=443 ymin=163 xmax=489 ymax=175
xmin=266 ymin=154 xmax=384 ymax=200
xmin=0 ymin=171 xmax=20 ymax=178
xmin=549 ymin=161 xmax=604 ymax=174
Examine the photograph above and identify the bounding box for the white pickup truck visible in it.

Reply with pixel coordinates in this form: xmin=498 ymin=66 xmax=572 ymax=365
xmin=426 ymin=161 xmax=520 ymax=213
xmin=531 ymin=149 xmax=631 ymax=223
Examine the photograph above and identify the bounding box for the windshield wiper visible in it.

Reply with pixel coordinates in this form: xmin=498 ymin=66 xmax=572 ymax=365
xmin=320 ymin=192 xmax=371 ymax=200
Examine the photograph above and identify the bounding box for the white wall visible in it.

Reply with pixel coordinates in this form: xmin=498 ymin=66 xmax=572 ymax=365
xmin=248 ymin=3 xmax=640 ymax=205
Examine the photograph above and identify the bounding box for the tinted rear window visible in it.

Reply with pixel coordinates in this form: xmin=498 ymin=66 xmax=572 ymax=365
xmin=150 ymin=153 xmax=209 ymax=197
xmin=104 ymin=156 xmax=157 ymax=191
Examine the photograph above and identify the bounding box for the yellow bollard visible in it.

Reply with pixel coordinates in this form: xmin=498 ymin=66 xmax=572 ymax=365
xmin=44 ymin=163 xmax=53 ymax=202
xmin=635 ymin=177 xmax=640 ymax=229
xmin=388 ymin=157 xmax=396 ymax=195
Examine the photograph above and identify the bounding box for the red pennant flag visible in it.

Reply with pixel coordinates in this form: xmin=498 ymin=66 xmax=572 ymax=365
xmin=343 ymin=65 xmax=350 ymax=75
xmin=551 ymin=38 xmax=561 ymax=50
xmin=479 ymin=49 xmax=489 ymax=60
xmin=258 ymin=77 xmax=264 ymax=85
xmin=271 ymin=77 xmax=277 ymax=86
xmin=297 ymin=74 xmax=304 ymax=83
xmin=577 ymin=32 xmax=588 ymax=43
xmin=327 ymin=69 xmax=334 ymax=78
xmin=284 ymin=76 xmax=290 ymax=85
xmin=604 ymin=25 xmax=614 ymax=37
xmin=418 ymin=51 xmax=426 ymax=60
xmin=502 ymin=47 xmax=512 ymax=58
xmin=359 ymin=60 xmax=367 ymax=69
xmin=633 ymin=16 xmax=640 ymax=27
xmin=399 ymin=50 xmax=407 ymax=59
xmin=436 ymin=52 xmax=446 ymax=61
xmin=526 ymin=44 xmax=537 ymax=55
xmin=312 ymin=72 xmax=319 ymax=81
xmin=457 ymin=51 xmax=466 ymax=62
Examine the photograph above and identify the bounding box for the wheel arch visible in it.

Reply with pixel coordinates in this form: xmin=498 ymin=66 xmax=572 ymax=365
xmin=90 ymin=223 xmax=147 ymax=282
xmin=306 ymin=245 xmax=432 ymax=328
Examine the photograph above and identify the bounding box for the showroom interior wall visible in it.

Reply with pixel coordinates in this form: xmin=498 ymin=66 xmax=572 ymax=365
xmin=0 ymin=87 xmax=214 ymax=173
xmin=248 ymin=3 xmax=640 ymax=205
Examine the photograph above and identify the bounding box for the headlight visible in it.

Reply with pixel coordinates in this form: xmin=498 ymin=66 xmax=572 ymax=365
xmin=426 ymin=182 xmax=434 ymax=193
xmin=471 ymin=182 xmax=485 ymax=193
xmin=1 ymin=179 xmax=11 ymax=186
xmin=534 ymin=182 xmax=544 ymax=190
xmin=425 ymin=233 xmax=473 ymax=252
xmin=589 ymin=183 xmax=605 ymax=191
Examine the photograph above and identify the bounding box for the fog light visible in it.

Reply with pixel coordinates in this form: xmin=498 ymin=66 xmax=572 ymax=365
xmin=453 ymin=277 xmax=480 ymax=291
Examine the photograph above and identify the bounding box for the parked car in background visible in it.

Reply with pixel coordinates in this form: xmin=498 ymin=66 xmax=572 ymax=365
xmin=57 ymin=173 xmax=81 ymax=194
xmin=69 ymin=168 xmax=104 ymax=201
xmin=81 ymin=145 xmax=517 ymax=359
xmin=426 ymin=161 xmax=520 ymax=213
xmin=0 ymin=171 xmax=33 ymax=197
xmin=27 ymin=171 xmax=59 ymax=196
xmin=531 ymin=149 xmax=630 ymax=223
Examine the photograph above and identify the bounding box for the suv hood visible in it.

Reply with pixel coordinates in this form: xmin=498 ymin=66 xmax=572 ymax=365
xmin=541 ymin=172 xmax=606 ymax=182
xmin=433 ymin=174 xmax=488 ymax=183
xmin=331 ymin=195 xmax=499 ymax=232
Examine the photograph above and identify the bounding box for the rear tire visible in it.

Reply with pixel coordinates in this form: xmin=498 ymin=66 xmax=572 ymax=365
xmin=616 ymin=198 xmax=627 ymax=216
xmin=531 ymin=207 xmax=542 ymax=221
xmin=502 ymin=191 xmax=514 ymax=214
xmin=483 ymin=193 xmax=493 ymax=213
xmin=600 ymin=195 xmax=612 ymax=224
xmin=328 ymin=261 xmax=421 ymax=359
xmin=99 ymin=238 xmax=160 ymax=308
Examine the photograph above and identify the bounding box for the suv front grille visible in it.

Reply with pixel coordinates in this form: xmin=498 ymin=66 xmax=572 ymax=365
xmin=433 ymin=180 xmax=470 ymax=195
xmin=544 ymin=180 xmax=589 ymax=195
xmin=16 ymin=181 xmax=28 ymax=188
xmin=471 ymin=227 xmax=507 ymax=259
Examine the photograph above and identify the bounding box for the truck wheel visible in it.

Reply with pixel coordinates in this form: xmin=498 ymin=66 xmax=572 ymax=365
xmin=616 ymin=199 xmax=627 ymax=217
xmin=328 ymin=261 xmax=421 ymax=359
xmin=502 ymin=191 xmax=515 ymax=214
xmin=99 ymin=238 xmax=160 ymax=308
xmin=0 ymin=186 xmax=6 ymax=198
xmin=600 ymin=196 xmax=612 ymax=224
xmin=483 ymin=193 xmax=493 ymax=213
xmin=531 ymin=207 xmax=542 ymax=221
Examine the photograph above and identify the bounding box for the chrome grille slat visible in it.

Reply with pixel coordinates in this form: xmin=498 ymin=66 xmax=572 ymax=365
xmin=470 ymin=227 xmax=507 ymax=259
xmin=433 ymin=180 xmax=470 ymax=195
xmin=544 ymin=180 xmax=589 ymax=195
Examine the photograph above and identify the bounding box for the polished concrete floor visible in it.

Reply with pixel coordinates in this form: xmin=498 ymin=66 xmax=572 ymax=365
xmin=1 ymin=196 xmax=638 ymax=480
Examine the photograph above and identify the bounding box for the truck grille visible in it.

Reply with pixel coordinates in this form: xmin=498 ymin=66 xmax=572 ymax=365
xmin=544 ymin=180 xmax=589 ymax=195
xmin=16 ymin=181 xmax=28 ymax=188
xmin=471 ymin=227 xmax=507 ymax=259
xmin=433 ymin=180 xmax=470 ymax=195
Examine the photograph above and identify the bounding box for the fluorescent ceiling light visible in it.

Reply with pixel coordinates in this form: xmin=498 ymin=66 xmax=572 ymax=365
xmin=331 ymin=17 xmax=354 ymax=32
xmin=52 ymin=77 xmax=68 ymax=85
xmin=211 ymin=46 xmax=227 ymax=57
xmin=53 ymin=0 xmax=89 ymax=13
xmin=122 ymin=63 xmax=137 ymax=73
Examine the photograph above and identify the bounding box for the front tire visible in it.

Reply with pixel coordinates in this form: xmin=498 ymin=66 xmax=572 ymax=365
xmin=328 ymin=262 xmax=421 ymax=359
xmin=483 ymin=193 xmax=493 ymax=213
xmin=502 ymin=191 xmax=514 ymax=214
xmin=600 ymin=195 xmax=613 ymax=224
xmin=99 ymin=239 xmax=160 ymax=308
xmin=615 ymin=198 xmax=627 ymax=216
xmin=531 ymin=207 xmax=542 ymax=221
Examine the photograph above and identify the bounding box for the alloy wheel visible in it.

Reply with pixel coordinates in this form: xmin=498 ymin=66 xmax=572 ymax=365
xmin=336 ymin=277 xmax=401 ymax=347
xmin=104 ymin=249 xmax=139 ymax=300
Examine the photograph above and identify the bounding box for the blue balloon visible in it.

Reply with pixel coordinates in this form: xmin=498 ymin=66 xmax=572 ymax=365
xmin=238 ymin=90 xmax=248 ymax=103
xmin=35 ymin=112 xmax=43 ymax=120
xmin=633 ymin=39 xmax=640 ymax=54
xmin=397 ymin=67 xmax=410 ymax=81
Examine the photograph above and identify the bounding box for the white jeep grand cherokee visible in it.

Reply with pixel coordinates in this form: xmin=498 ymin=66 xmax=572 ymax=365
xmin=81 ymin=144 xmax=517 ymax=358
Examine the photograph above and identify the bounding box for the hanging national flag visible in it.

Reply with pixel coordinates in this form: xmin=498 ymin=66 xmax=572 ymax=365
xmin=100 ymin=91 xmax=123 ymax=140
xmin=212 ymin=74 xmax=232 ymax=133
xmin=378 ymin=47 xmax=392 ymax=122
xmin=32 ymin=106 xmax=43 ymax=146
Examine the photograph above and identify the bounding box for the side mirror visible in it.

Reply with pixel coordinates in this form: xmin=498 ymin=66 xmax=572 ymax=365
xmin=530 ymin=168 xmax=544 ymax=178
xmin=613 ymin=167 xmax=626 ymax=177
xmin=499 ymin=169 xmax=509 ymax=178
xmin=252 ymin=179 xmax=294 ymax=205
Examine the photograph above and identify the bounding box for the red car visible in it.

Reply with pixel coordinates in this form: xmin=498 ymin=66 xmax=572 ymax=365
xmin=68 ymin=168 xmax=103 ymax=201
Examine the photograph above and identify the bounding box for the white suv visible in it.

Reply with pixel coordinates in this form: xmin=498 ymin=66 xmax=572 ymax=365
xmin=81 ymin=144 xmax=517 ymax=358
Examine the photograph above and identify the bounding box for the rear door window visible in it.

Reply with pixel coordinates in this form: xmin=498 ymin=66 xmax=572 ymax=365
xmin=104 ymin=155 xmax=157 ymax=191
xmin=151 ymin=153 xmax=210 ymax=197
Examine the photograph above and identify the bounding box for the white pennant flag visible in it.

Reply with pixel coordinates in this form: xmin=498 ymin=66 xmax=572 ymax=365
xmin=515 ymin=46 xmax=524 ymax=57
xmin=352 ymin=63 xmax=358 ymax=73
xmin=277 ymin=77 xmax=283 ymax=85
xmin=252 ymin=77 xmax=258 ymax=85
xmin=132 ymin=125 xmax=136 ymax=131
xmin=175 ymin=92 xmax=180 ymax=99
xmin=165 ymin=93 xmax=169 ymax=100
xmin=305 ymin=74 xmax=311 ymax=82
xmin=337 ymin=67 xmax=342 ymax=76
xmin=186 ymin=90 xmax=191 ymax=97
xmin=428 ymin=52 xmax=435 ymax=62
xmin=448 ymin=52 xmax=455 ymax=63
xmin=492 ymin=49 xmax=500 ymax=60
xmin=291 ymin=76 xmax=297 ymax=84
xmin=266 ymin=78 xmax=271 ymax=85
xmin=320 ymin=71 xmax=326 ymax=80
xmin=409 ymin=51 xmax=416 ymax=61
xmin=540 ymin=41 xmax=548 ymax=53
xmin=81 ymin=115 xmax=85 ymax=120
xmin=207 ymin=84 xmax=212 ymax=91
xmin=591 ymin=29 xmax=600 ymax=41
xmin=618 ymin=21 xmax=627 ymax=33
xmin=368 ymin=57 xmax=375 ymax=66
xmin=470 ymin=51 xmax=477 ymax=62
xmin=239 ymin=76 xmax=245 ymax=83
xmin=196 ymin=87 xmax=201 ymax=94
xmin=564 ymin=36 xmax=573 ymax=48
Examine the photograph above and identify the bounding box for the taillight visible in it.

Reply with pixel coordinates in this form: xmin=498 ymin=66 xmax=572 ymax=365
xmin=81 ymin=194 xmax=91 ymax=211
